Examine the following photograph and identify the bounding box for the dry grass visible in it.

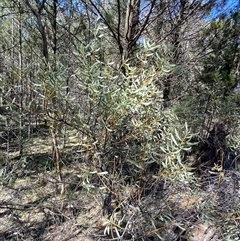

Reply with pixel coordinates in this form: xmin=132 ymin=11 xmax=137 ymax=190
xmin=0 ymin=132 xmax=240 ymax=240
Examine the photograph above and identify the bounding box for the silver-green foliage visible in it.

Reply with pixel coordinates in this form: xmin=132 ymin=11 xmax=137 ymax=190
xmin=72 ymin=28 xmax=195 ymax=183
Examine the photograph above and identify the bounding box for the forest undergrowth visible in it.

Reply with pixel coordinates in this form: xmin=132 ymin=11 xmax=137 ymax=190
xmin=0 ymin=125 xmax=240 ymax=241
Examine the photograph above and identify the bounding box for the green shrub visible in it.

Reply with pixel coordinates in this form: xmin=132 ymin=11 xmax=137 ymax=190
xmin=71 ymin=34 xmax=195 ymax=187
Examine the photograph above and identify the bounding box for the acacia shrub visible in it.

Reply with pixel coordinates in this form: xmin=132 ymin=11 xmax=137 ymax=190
xmin=70 ymin=35 xmax=196 ymax=188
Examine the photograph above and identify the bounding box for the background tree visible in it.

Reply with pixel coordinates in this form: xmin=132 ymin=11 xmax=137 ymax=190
xmin=148 ymin=0 xmax=226 ymax=106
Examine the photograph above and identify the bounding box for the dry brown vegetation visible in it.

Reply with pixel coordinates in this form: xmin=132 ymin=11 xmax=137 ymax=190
xmin=0 ymin=132 xmax=240 ymax=241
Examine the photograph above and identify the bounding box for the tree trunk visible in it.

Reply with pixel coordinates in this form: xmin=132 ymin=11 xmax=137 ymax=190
xmin=18 ymin=1 xmax=23 ymax=156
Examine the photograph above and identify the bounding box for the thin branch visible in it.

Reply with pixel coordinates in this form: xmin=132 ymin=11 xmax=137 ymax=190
xmin=117 ymin=0 xmax=123 ymax=55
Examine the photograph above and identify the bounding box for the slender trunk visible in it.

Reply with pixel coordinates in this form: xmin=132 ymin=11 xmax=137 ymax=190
xmin=123 ymin=0 xmax=140 ymax=59
xmin=51 ymin=128 xmax=64 ymax=195
xmin=52 ymin=0 xmax=64 ymax=194
xmin=18 ymin=1 xmax=23 ymax=156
